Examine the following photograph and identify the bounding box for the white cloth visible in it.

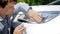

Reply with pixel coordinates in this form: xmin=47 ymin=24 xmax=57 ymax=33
xmin=23 ymin=15 xmax=60 ymax=34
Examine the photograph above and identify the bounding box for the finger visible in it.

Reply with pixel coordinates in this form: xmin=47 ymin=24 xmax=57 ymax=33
xmin=13 ymin=25 xmax=24 ymax=34
xmin=29 ymin=16 xmax=35 ymax=21
xmin=36 ymin=17 xmax=42 ymax=23
xmin=32 ymin=14 xmax=42 ymax=23
xmin=17 ymin=26 xmax=24 ymax=34
xmin=28 ymin=14 xmax=34 ymax=21
xmin=30 ymin=18 xmax=35 ymax=21
xmin=37 ymin=14 xmax=42 ymax=22
xmin=15 ymin=24 xmax=24 ymax=30
xmin=18 ymin=26 xmax=24 ymax=32
xmin=28 ymin=13 xmax=39 ymax=22
xmin=19 ymin=25 xmax=24 ymax=30
xmin=29 ymin=15 xmax=37 ymax=22
xmin=35 ymin=16 xmax=41 ymax=22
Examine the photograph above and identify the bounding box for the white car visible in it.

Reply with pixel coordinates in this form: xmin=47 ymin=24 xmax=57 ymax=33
xmin=23 ymin=5 xmax=60 ymax=34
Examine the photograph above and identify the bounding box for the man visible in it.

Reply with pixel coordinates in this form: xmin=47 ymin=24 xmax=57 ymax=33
xmin=0 ymin=0 xmax=42 ymax=34
xmin=0 ymin=1 xmax=14 ymax=34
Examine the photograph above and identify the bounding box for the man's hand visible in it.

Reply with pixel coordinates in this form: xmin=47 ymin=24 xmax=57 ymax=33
xmin=13 ymin=24 xmax=24 ymax=34
xmin=28 ymin=9 xmax=42 ymax=23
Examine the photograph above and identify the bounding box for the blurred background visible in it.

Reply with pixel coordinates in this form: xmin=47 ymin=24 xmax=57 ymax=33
xmin=17 ymin=0 xmax=60 ymax=6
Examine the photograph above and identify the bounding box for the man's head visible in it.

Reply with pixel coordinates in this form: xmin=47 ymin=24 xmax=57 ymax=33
xmin=0 ymin=0 xmax=17 ymax=8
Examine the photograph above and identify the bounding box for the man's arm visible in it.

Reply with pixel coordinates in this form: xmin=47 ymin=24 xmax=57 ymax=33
xmin=13 ymin=2 xmax=42 ymax=34
xmin=13 ymin=2 xmax=42 ymax=23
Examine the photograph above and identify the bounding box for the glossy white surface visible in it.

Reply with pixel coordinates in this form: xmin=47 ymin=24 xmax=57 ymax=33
xmin=23 ymin=15 xmax=60 ymax=34
xmin=31 ymin=5 xmax=60 ymax=12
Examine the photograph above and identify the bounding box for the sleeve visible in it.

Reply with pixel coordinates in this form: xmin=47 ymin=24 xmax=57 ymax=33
xmin=0 ymin=22 xmax=4 ymax=31
xmin=12 ymin=22 xmax=22 ymax=28
xmin=13 ymin=2 xmax=30 ymax=15
xmin=0 ymin=17 xmax=3 ymax=21
xmin=12 ymin=2 xmax=31 ymax=28
xmin=0 ymin=17 xmax=4 ymax=30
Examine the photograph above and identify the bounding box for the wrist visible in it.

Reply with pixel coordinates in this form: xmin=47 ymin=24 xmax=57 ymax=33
xmin=28 ymin=9 xmax=34 ymax=14
xmin=25 ymin=7 xmax=32 ymax=18
xmin=28 ymin=7 xmax=32 ymax=11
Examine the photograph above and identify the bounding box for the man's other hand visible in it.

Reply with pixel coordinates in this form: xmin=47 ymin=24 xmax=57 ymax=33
xmin=13 ymin=24 xmax=24 ymax=34
xmin=28 ymin=9 xmax=42 ymax=23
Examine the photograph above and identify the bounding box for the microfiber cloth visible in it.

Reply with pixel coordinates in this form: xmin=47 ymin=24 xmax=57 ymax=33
xmin=23 ymin=15 xmax=60 ymax=34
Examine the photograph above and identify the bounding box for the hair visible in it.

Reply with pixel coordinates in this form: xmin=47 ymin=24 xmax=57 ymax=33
xmin=0 ymin=0 xmax=8 ymax=8
xmin=0 ymin=0 xmax=17 ymax=8
xmin=10 ymin=0 xmax=17 ymax=2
